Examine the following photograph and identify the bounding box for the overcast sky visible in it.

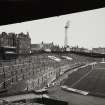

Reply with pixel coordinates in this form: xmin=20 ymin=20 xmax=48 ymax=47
xmin=0 ymin=7 xmax=105 ymax=49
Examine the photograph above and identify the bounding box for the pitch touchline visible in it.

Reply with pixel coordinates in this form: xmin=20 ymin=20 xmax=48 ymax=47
xmin=70 ymin=69 xmax=93 ymax=88
xmin=94 ymin=68 xmax=105 ymax=69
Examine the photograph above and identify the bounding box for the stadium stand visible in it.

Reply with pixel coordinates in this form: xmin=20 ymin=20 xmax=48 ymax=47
xmin=0 ymin=52 xmax=97 ymax=94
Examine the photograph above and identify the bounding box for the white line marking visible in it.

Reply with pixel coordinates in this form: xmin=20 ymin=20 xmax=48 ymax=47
xmin=70 ymin=69 xmax=93 ymax=88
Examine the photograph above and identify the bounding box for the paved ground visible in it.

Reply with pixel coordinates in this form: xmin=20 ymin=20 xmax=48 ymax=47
xmin=47 ymin=85 xmax=105 ymax=105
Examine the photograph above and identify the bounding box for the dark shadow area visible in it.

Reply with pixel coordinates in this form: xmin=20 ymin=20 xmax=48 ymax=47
xmin=0 ymin=0 xmax=105 ymax=25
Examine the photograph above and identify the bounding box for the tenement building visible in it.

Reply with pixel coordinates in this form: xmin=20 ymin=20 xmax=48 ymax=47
xmin=17 ymin=32 xmax=31 ymax=54
xmin=0 ymin=32 xmax=17 ymax=47
xmin=0 ymin=32 xmax=31 ymax=54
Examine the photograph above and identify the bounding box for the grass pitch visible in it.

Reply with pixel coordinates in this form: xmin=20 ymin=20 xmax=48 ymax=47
xmin=63 ymin=62 xmax=105 ymax=97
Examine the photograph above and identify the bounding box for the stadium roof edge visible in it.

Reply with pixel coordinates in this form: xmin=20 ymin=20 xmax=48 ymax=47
xmin=0 ymin=0 xmax=105 ymax=25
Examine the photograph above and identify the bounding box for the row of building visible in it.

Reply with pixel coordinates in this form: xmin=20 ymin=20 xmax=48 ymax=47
xmin=0 ymin=32 xmax=105 ymax=55
xmin=0 ymin=32 xmax=65 ymax=56
xmin=31 ymin=42 xmax=64 ymax=53
xmin=70 ymin=46 xmax=105 ymax=54
xmin=0 ymin=32 xmax=31 ymax=54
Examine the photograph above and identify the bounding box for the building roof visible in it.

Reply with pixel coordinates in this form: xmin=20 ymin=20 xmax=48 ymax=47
xmin=31 ymin=44 xmax=42 ymax=51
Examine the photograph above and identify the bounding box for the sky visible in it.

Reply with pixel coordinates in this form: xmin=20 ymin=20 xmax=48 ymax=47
xmin=0 ymin=7 xmax=105 ymax=49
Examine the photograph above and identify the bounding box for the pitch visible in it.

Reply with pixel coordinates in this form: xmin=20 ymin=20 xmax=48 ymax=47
xmin=63 ymin=62 xmax=105 ymax=97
